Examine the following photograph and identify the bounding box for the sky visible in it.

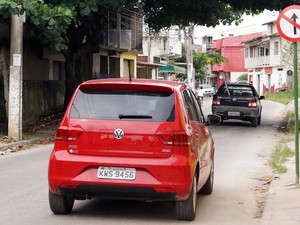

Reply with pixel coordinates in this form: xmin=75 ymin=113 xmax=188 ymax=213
xmin=194 ymin=10 xmax=279 ymax=44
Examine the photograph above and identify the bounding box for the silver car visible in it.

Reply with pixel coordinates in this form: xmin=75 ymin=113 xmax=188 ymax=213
xmin=195 ymin=84 xmax=215 ymax=99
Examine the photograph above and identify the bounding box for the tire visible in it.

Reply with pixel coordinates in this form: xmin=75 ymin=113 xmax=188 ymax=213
xmin=49 ymin=190 xmax=74 ymax=214
xmin=220 ymin=117 xmax=224 ymax=124
xmin=199 ymin=161 xmax=214 ymax=195
xmin=258 ymin=115 xmax=261 ymax=125
xmin=251 ymin=117 xmax=258 ymax=127
xmin=176 ymin=175 xmax=197 ymax=221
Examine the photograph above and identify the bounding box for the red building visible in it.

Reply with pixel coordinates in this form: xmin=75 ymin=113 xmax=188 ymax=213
xmin=212 ymin=33 xmax=263 ymax=88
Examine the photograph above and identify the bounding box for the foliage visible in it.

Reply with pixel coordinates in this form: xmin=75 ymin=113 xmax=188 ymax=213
xmin=207 ymin=53 xmax=228 ymax=65
xmin=193 ymin=51 xmax=207 ymax=80
xmin=1 ymin=0 xmax=296 ymax=52
xmin=268 ymin=141 xmax=294 ymax=174
xmin=172 ymin=44 xmax=227 ymax=80
xmin=265 ymin=88 xmax=296 ymax=105
xmin=141 ymin=0 xmax=298 ymax=32
xmin=0 ymin=0 xmax=135 ymax=51
xmin=237 ymin=74 xmax=248 ymax=81
xmin=0 ymin=0 xmax=297 ymax=106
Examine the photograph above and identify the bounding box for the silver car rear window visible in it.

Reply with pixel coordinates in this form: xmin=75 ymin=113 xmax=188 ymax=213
xmin=218 ymin=85 xmax=253 ymax=96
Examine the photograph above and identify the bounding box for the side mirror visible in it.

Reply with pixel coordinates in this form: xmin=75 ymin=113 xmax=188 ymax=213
xmin=259 ymin=96 xmax=265 ymax=100
xmin=206 ymin=114 xmax=221 ymax=125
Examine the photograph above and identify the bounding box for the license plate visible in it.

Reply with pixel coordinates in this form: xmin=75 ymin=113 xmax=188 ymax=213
xmin=228 ymin=111 xmax=240 ymax=116
xmin=98 ymin=167 xmax=136 ymax=180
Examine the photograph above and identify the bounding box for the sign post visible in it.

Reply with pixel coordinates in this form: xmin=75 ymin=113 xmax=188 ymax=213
xmin=277 ymin=5 xmax=300 ymax=185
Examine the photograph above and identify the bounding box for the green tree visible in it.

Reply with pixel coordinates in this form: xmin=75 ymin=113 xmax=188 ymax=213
xmin=142 ymin=0 xmax=297 ymax=32
xmin=0 ymin=0 xmax=136 ymax=107
xmin=237 ymin=73 xmax=248 ymax=81
xmin=172 ymin=44 xmax=227 ymax=80
xmin=207 ymin=53 xmax=228 ymax=65
xmin=193 ymin=51 xmax=208 ymax=80
xmin=0 ymin=0 xmax=297 ymax=107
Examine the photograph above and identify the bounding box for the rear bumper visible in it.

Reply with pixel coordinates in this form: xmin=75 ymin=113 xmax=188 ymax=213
xmin=59 ymin=185 xmax=176 ymax=201
xmin=212 ymin=106 xmax=259 ymax=120
xmin=48 ymin=150 xmax=193 ymax=201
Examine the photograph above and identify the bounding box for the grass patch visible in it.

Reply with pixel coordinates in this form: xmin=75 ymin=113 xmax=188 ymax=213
xmin=268 ymin=141 xmax=294 ymax=174
xmin=264 ymin=88 xmax=295 ymax=105
xmin=269 ymin=95 xmax=299 ymax=174
xmin=283 ymin=111 xmax=295 ymax=133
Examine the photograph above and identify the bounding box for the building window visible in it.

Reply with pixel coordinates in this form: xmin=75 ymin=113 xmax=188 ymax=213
xmin=258 ymin=47 xmax=264 ymax=57
xmin=270 ymin=24 xmax=273 ymax=34
xmin=274 ymin=41 xmax=279 ymax=55
xmin=245 ymin=48 xmax=249 ymax=58
xmin=109 ymin=11 xmax=118 ymax=48
xmin=207 ymin=36 xmax=213 ymax=44
xmin=120 ymin=11 xmax=132 ymax=50
xmin=266 ymin=48 xmax=270 ymax=56
xmin=53 ymin=61 xmax=66 ymax=80
xmin=250 ymin=46 xmax=255 ymax=58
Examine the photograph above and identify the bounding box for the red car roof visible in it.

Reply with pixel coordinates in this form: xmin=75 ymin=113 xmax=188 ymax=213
xmin=80 ymin=78 xmax=187 ymax=90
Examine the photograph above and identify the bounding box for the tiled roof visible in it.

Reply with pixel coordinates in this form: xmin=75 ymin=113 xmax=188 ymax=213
xmin=214 ymin=32 xmax=263 ymax=48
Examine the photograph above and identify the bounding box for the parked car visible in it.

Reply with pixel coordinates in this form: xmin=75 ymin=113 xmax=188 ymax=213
xmin=195 ymin=84 xmax=215 ymax=100
xmin=48 ymin=78 xmax=220 ymax=221
xmin=212 ymin=82 xmax=264 ymax=127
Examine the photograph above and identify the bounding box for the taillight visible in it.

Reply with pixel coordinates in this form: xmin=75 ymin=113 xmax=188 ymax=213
xmin=55 ymin=126 xmax=83 ymax=141
xmin=248 ymin=99 xmax=257 ymax=108
xmin=173 ymin=133 xmax=190 ymax=145
xmin=212 ymin=96 xmax=220 ymax=106
xmin=156 ymin=131 xmax=190 ymax=146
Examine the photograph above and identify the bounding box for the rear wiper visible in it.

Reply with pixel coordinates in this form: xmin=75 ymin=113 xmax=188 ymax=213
xmin=118 ymin=114 xmax=153 ymax=119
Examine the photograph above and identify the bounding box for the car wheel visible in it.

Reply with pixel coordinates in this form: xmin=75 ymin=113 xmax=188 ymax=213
xmin=176 ymin=175 xmax=197 ymax=221
xmin=49 ymin=190 xmax=74 ymax=214
xmin=258 ymin=115 xmax=261 ymax=125
xmin=199 ymin=161 xmax=214 ymax=195
xmin=220 ymin=117 xmax=224 ymax=124
xmin=251 ymin=117 xmax=258 ymax=127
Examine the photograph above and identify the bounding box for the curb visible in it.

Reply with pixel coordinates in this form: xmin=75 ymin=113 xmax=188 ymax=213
xmin=0 ymin=138 xmax=41 ymax=152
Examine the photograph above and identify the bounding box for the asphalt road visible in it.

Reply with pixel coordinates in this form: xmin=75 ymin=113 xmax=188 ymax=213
xmin=0 ymin=99 xmax=286 ymax=225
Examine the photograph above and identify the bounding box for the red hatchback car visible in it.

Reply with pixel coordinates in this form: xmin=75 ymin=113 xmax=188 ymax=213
xmin=48 ymin=78 xmax=218 ymax=221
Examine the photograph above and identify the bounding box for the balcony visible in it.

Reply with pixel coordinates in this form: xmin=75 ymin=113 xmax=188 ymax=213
xmin=98 ymin=9 xmax=143 ymax=52
xmin=245 ymin=56 xmax=270 ymax=68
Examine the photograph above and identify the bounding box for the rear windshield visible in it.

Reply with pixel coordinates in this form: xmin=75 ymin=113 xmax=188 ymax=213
xmin=217 ymin=85 xmax=254 ymax=96
xmin=70 ymin=89 xmax=175 ymax=122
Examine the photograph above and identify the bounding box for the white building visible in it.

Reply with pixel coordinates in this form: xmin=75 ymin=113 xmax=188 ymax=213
xmin=137 ymin=25 xmax=185 ymax=80
xmin=244 ymin=20 xmax=293 ymax=95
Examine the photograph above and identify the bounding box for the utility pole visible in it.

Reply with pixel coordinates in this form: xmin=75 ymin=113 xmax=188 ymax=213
xmin=8 ymin=14 xmax=23 ymax=141
xmin=185 ymin=24 xmax=194 ymax=90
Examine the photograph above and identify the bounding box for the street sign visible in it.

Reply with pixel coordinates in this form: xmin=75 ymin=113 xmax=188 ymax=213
xmin=277 ymin=5 xmax=300 ymax=185
xmin=287 ymin=69 xmax=293 ymax=76
xmin=277 ymin=5 xmax=300 ymax=42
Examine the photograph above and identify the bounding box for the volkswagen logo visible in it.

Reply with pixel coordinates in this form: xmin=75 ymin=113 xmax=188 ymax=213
xmin=113 ymin=128 xmax=124 ymax=139
xmin=232 ymin=97 xmax=237 ymax=102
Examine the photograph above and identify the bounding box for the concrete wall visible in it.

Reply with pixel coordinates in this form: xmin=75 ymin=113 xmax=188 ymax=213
xmin=23 ymin=80 xmax=65 ymax=124
xmin=23 ymin=48 xmax=49 ymax=80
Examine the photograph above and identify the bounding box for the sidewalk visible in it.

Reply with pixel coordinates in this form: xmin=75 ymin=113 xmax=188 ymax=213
xmin=0 ymin=112 xmax=60 ymax=154
xmin=260 ymin=155 xmax=300 ymax=225
xmin=0 ymin=124 xmax=57 ymax=154
xmin=0 ymin=137 xmax=43 ymax=153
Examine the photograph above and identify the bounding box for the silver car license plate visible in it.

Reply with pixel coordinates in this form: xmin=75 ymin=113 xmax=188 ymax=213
xmin=228 ymin=111 xmax=240 ymax=116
